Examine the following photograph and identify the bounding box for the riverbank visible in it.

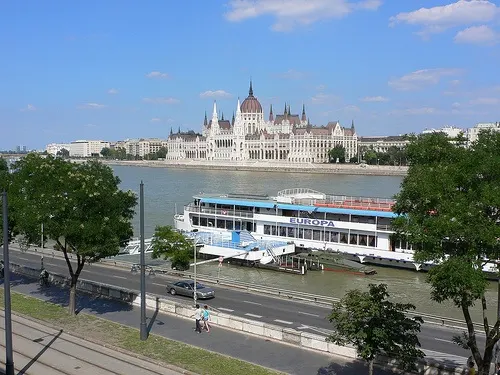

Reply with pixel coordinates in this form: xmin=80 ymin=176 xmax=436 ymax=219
xmin=99 ymin=160 xmax=408 ymax=176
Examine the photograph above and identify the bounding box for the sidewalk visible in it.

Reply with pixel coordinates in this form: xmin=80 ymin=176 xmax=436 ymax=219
xmin=0 ymin=311 xmax=187 ymax=375
xmin=3 ymin=273 xmax=401 ymax=375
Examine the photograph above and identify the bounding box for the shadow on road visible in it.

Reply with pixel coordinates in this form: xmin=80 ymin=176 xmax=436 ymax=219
xmin=317 ymin=361 xmax=406 ymax=375
xmin=0 ymin=273 xmax=36 ymax=287
xmin=19 ymin=329 xmax=63 ymax=375
xmin=147 ymin=296 xmax=164 ymax=334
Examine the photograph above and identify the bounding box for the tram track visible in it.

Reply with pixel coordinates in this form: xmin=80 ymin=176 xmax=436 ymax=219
xmin=0 ymin=311 xmax=174 ymax=375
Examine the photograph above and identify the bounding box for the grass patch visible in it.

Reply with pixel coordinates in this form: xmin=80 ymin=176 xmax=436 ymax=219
xmin=0 ymin=289 xmax=283 ymax=375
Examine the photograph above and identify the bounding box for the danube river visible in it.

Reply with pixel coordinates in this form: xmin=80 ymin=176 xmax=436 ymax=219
xmin=113 ymin=165 xmax=497 ymax=322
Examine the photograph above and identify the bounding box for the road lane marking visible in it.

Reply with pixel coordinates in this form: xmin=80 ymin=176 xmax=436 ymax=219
xmin=245 ymin=313 xmax=263 ymax=318
xmin=434 ymin=338 xmax=452 ymax=343
xmin=243 ymin=300 xmax=262 ymax=306
xmin=218 ymin=308 xmax=234 ymax=312
xmin=16 ymin=257 xmax=31 ymax=262
xmin=298 ymin=311 xmax=320 ymax=317
xmin=274 ymin=319 xmax=293 ymax=325
xmin=113 ymin=276 xmax=127 ymax=279
xmin=152 ymin=283 xmax=165 ymax=287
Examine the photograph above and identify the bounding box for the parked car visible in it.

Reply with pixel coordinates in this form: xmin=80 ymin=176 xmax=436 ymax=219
xmin=166 ymin=280 xmax=215 ymax=299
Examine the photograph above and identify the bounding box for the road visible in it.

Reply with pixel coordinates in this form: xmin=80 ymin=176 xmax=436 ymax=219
xmin=7 ymin=248 xmax=478 ymax=362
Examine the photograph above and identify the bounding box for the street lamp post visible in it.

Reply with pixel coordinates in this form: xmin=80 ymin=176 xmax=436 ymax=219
xmin=139 ymin=181 xmax=147 ymax=341
xmin=2 ymin=191 xmax=14 ymax=375
xmin=193 ymin=240 xmax=197 ymax=306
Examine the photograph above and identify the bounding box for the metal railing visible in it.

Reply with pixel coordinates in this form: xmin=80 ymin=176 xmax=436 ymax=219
xmin=184 ymin=204 xmax=254 ymax=218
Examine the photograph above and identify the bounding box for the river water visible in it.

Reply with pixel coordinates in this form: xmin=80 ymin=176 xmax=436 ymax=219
xmin=112 ymin=165 xmax=497 ymax=323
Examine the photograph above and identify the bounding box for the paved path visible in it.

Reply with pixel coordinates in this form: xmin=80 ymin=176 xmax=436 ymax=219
xmin=2 ymin=273 xmax=405 ymax=375
xmin=0 ymin=311 xmax=186 ymax=375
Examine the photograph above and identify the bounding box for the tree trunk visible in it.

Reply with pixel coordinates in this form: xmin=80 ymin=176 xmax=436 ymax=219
xmin=368 ymin=359 xmax=374 ymax=375
xmin=69 ymin=275 xmax=77 ymax=315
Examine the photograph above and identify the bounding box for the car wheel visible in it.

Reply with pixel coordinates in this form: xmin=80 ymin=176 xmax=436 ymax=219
xmin=169 ymin=288 xmax=176 ymax=295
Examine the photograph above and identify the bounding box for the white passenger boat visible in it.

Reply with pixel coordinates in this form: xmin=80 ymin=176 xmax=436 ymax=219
xmin=174 ymin=188 xmax=497 ymax=273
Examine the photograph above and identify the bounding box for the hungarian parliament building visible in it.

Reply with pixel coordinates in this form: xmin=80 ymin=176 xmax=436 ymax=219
xmin=166 ymin=82 xmax=359 ymax=164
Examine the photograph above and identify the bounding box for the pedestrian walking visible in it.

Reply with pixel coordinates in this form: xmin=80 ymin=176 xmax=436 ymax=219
xmin=202 ymin=305 xmax=211 ymax=332
xmin=192 ymin=304 xmax=203 ymax=333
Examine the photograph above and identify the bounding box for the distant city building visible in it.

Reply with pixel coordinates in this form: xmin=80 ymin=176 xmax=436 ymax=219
xmin=114 ymin=138 xmax=168 ymax=158
xmin=467 ymin=122 xmax=500 ymax=144
xmin=166 ymin=81 xmax=357 ymax=163
xmin=15 ymin=145 xmax=27 ymax=153
xmin=422 ymin=126 xmax=466 ymax=138
xmin=358 ymin=136 xmax=408 ymax=153
xmin=69 ymin=140 xmax=110 ymax=158
xmin=46 ymin=143 xmax=71 ymax=156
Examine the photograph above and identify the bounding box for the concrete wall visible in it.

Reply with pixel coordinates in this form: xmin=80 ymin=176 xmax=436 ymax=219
xmin=10 ymin=262 xmax=467 ymax=375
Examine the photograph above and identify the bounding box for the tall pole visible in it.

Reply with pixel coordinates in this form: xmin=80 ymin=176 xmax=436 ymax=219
xmin=3 ymin=191 xmax=14 ymax=375
xmin=40 ymin=223 xmax=44 ymax=248
xmin=139 ymin=181 xmax=147 ymax=340
xmin=193 ymin=240 xmax=197 ymax=306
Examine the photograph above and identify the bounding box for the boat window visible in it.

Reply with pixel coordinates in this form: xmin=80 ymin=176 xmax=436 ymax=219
xmin=217 ymin=219 xmax=225 ymax=229
xmin=287 ymin=227 xmax=295 ymax=237
xmin=329 ymin=231 xmax=339 ymax=243
xmin=339 ymin=232 xmax=348 ymax=244
xmin=279 ymin=226 xmax=287 ymax=237
xmin=298 ymin=228 xmax=304 ymax=239
xmin=192 ymin=216 xmax=199 ymax=226
xmin=368 ymin=235 xmax=376 ymax=247
xmin=304 ymin=229 xmax=312 ymax=240
xmin=226 ymin=220 xmax=233 ymax=230
xmin=208 ymin=219 xmax=215 ymax=227
xmin=264 ymin=225 xmax=271 ymax=235
xmin=349 ymin=234 xmax=358 ymax=245
xmin=271 ymin=226 xmax=277 ymax=236
xmin=351 ymin=215 xmax=374 ymax=224
xmin=200 ymin=217 xmax=207 ymax=227
xmin=282 ymin=209 xmax=295 ymax=217
xmin=378 ymin=217 xmax=391 ymax=226
xmin=313 ymin=230 xmax=322 ymax=241
xmin=358 ymin=234 xmax=368 ymax=246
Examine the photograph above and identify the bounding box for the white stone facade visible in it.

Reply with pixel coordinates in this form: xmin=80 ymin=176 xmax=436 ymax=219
xmin=114 ymin=138 xmax=168 ymax=157
xmin=45 ymin=143 xmax=71 ymax=156
xmin=69 ymin=140 xmax=110 ymax=158
xmin=166 ymin=82 xmax=358 ymax=163
xmin=467 ymin=122 xmax=500 ymax=144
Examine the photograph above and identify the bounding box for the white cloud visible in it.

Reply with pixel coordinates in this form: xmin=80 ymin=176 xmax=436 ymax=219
xmin=390 ymin=0 xmax=499 ymax=37
xmin=276 ymin=69 xmax=308 ymax=79
xmin=469 ymin=97 xmax=500 ymax=105
xmin=20 ymin=104 xmax=36 ymax=111
xmin=108 ymin=88 xmax=118 ymax=94
xmin=150 ymin=118 xmax=161 ymax=123
xmin=310 ymin=93 xmax=339 ymax=104
xmin=389 ymin=107 xmax=441 ymax=115
xmin=361 ymin=96 xmax=389 ymax=102
xmin=142 ymin=97 xmax=180 ymax=104
xmin=199 ymin=90 xmax=232 ymax=99
xmin=146 ymin=71 xmax=169 ymax=79
xmin=78 ymin=103 xmax=107 ymax=109
xmin=343 ymin=105 xmax=360 ymax=112
xmin=388 ymin=68 xmax=462 ymax=91
xmin=316 ymin=84 xmax=327 ymax=91
xmin=454 ymin=25 xmax=500 ymax=45
xmin=225 ymin=0 xmax=382 ymax=32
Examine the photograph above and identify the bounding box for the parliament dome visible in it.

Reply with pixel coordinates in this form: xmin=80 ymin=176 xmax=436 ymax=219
xmin=240 ymin=81 xmax=263 ymax=113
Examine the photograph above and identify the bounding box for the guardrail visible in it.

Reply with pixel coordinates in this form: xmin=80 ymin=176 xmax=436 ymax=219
xmin=10 ymin=243 xmax=484 ymax=332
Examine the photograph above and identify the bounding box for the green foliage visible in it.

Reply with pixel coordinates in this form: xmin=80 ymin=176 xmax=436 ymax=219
xmin=100 ymin=147 xmax=128 ymax=160
xmin=56 ymin=148 xmax=70 ymax=158
xmin=327 ymin=283 xmax=424 ymax=374
xmin=0 ymin=158 xmax=17 ymax=246
xmin=328 ymin=144 xmax=346 ymax=163
xmin=392 ymin=131 xmax=500 ymax=374
xmin=427 ymin=257 xmax=487 ymax=308
xmin=151 ymin=225 xmax=193 ymax=271
xmin=8 ymin=153 xmax=137 ymax=282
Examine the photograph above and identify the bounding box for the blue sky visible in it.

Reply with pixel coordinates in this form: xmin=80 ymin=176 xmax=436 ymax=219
xmin=1 ymin=0 xmax=500 ymax=150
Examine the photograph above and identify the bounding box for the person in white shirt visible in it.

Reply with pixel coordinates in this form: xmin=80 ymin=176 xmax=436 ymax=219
xmin=192 ymin=304 xmax=203 ymax=333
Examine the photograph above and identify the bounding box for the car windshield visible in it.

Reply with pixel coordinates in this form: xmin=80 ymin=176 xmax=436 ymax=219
xmin=187 ymin=282 xmax=205 ymax=289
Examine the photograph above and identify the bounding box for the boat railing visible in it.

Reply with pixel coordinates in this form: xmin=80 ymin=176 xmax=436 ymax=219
xmin=184 ymin=204 xmax=254 ymax=218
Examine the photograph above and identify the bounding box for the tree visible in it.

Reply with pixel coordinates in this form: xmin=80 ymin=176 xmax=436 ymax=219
xmin=151 ymin=225 xmax=193 ymax=271
xmin=392 ymin=131 xmax=500 ymax=375
xmin=156 ymin=146 xmax=167 ymax=159
xmin=327 ymin=283 xmax=424 ymax=375
xmin=56 ymin=148 xmax=70 ymax=158
xmin=0 ymin=158 xmax=15 ymax=246
xmin=100 ymin=147 xmax=111 ymax=158
xmin=9 ymin=154 xmax=137 ymax=315
xmin=328 ymin=144 xmax=346 ymax=163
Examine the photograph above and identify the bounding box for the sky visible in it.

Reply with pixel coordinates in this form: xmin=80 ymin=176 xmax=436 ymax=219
xmin=1 ymin=0 xmax=500 ymax=150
